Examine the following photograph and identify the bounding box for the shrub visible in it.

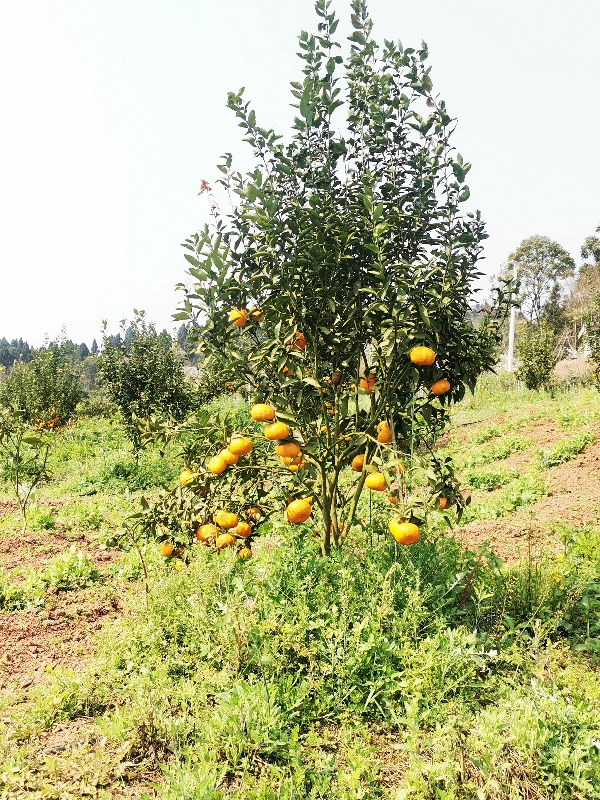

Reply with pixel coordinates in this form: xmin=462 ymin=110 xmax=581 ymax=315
xmin=0 ymin=340 xmax=83 ymax=425
xmin=539 ymin=430 xmax=595 ymax=467
xmin=516 ymin=321 xmax=558 ymax=391
xmin=99 ymin=311 xmax=192 ymax=451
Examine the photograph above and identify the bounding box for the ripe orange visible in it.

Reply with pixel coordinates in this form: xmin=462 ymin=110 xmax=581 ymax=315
xmin=438 ymin=497 xmax=449 ymax=510
xmin=237 ymin=547 xmax=253 ymax=559
xmin=250 ymin=403 xmax=275 ymax=422
xmin=232 ymin=521 xmax=252 ymax=538
xmin=213 ymin=510 xmax=239 ymax=529
xmin=159 ymin=541 xmax=174 ymax=557
xmin=431 ymin=379 xmax=450 ymax=396
xmin=376 ymin=420 xmax=389 ymax=433
xmin=351 ymin=454 xmax=365 ymax=472
xmin=377 ymin=427 xmax=392 ymax=444
xmin=287 ymin=499 xmax=312 ymax=524
xmin=388 ymin=494 xmax=397 ymax=504
xmin=409 ymin=346 xmax=436 ymax=366
xmin=389 ymin=520 xmax=420 ymax=545
xmin=360 ymin=374 xmax=376 ymax=393
xmin=207 ymin=455 xmax=227 ymax=475
xmin=196 ymin=524 xmax=218 ymax=543
xmin=179 ymin=468 xmax=197 ymax=486
xmin=229 ymin=308 xmax=248 ymax=327
xmin=229 ymin=435 xmax=253 ymax=456
xmin=264 ymin=421 xmax=289 ymax=441
xmin=286 ymin=331 xmax=306 ymax=351
xmin=288 ymin=459 xmax=306 ymax=472
xmin=219 ymin=448 xmax=238 ymax=466
xmin=365 ymin=472 xmax=387 ymax=491
xmin=216 ymin=533 xmax=237 ymax=549
xmin=244 ymin=506 xmax=262 ymax=521
xmin=275 ymin=441 xmax=301 ymax=459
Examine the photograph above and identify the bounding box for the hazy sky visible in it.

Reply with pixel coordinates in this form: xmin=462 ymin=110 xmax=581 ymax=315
xmin=1 ymin=1 xmax=599 ymax=346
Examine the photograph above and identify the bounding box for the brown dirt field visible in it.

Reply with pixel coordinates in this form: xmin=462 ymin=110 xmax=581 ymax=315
xmin=456 ymin=430 xmax=600 ymax=563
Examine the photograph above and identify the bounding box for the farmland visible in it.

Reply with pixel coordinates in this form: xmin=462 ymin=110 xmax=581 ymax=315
xmin=1 ymin=375 xmax=599 ymax=799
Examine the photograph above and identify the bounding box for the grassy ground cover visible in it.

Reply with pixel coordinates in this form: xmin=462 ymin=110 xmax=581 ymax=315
xmin=1 ymin=377 xmax=600 ymax=798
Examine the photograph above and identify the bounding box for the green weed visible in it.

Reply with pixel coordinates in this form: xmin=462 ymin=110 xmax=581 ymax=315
xmin=462 ymin=472 xmax=546 ymax=523
xmin=538 ymin=429 xmax=595 ymax=467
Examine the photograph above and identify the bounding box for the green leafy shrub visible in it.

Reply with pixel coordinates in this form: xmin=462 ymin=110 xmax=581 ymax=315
xmin=0 ymin=340 xmax=83 ymax=424
xmin=462 ymin=471 xmax=546 ymax=522
xmin=516 ymin=321 xmax=558 ymax=391
xmin=42 ymin=546 xmax=99 ymax=590
xmin=75 ymin=389 xmax=119 ymax=419
xmin=99 ymin=311 xmax=192 ymax=451
xmin=461 ymin=434 xmax=531 ymax=467
xmin=463 ymin=465 xmax=519 ymax=491
xmin=25 ymin=504 xmax=55 ymax=531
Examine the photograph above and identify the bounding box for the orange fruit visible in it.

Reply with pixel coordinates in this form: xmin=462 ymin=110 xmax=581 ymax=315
xmin=431 ymin=379 xmax=450 ymax=396
xmin=264 ymin=421 xmax=289 ymax=441
xmin=207 ymin=455 xmax=227 ymax=475
xmin=389 ymin=520 xmax=420 ymax=545
xmin=232 ymin=521 xmax=252 ymax=538
xmin=286 ymin=331 xmax=306 ymax=351
xmin=237 ymin=547 xmax=253 ymax=559
xmin=219 ymin=448 xmax=238 ymax=466
xmin=360 ymin=374 xmax=376 ymax=393
xmin=179 ymin=468 xmax=197 ymax=486
xmin=377 ymin=427 xmax=392 ymax=444
xmin=229 ymin=308 xmax=248 ymax=327
xmin=388 ymin=494 xmax=397 ymax=504
xmin=216 ymin=533 xmax=237 ymax=550
xmin=275 ymin=441 xmax=301 ymax=459
xmin=365 ymin=472 xmax=387 ymax=491
xmin=376 ymin=420 xmax=389 ymax=433
xmin=159 ymin=541 xmax=174 ymax=557
xmin=195 ymin=524 xmax=218 ymax=543
xmin=244 ymin=506 xmax=262 ymax=521
xmin=409 ymin=346 xmax=436 ymax=366
xmin=250 ymin=403 xmax=275 ymax=422
xmin=438 ymin=497 xmax=449 ymax=510
xmin=229 ymin=435 xmax=253 ymax=456
xmin=288 ymin=459 xmax=306 ymax=472
xmin=351 ymin=454 xmax=365 ymax=472
xmin=287 ymin=499 xmax=312 ymax=524
xmin=213 ymin=510 xmax=239 ymax=529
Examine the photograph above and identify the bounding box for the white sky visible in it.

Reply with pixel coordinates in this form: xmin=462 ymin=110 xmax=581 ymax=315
xmin=1 ymin=0 xmax=599 ymax=347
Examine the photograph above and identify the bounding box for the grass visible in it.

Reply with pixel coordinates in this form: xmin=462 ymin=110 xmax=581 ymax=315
xmin=1 ymin=381 xmax=600 ymax=797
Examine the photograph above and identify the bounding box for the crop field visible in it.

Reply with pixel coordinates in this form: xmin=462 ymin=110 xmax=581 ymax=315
xmin=1 ymin=375 xmax=600 ymax=799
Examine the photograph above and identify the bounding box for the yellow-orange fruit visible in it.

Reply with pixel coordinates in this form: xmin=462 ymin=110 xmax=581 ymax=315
xmin=431 ymin=379 xmax=450 ymax=396
xmin=250 ymin=403 xmax=275 ymax=422
xmin=195 ymin=524 xmax=218 ymax=543
xmin=275 ymin=441 xmax=301 ymax=459
xmin=287 ymin=499 xmax=312 ymax=524
xmin=159 ymin=541 xmax=174 ymax=557
xmin=360 ymin=374 xmax=376 ymax=393
xmin=213 ymin=510 xmax=239 ymax=529
xmin=229 ymin=308 xmax=248 ymax=327
xmin=365 ymin=472 xmax=387 ymax=491
xmin=286 ymin=331 xmax=306 ymax=350
xmin=173 ymin=559 xmax=184 ymax=571
xmin=248 ymin=307 xmax=264 ymax=323
xmin=231 ymin=521 xmax=252 ymax=538
xmin=179 ymin=468 xmax=197 ymax=486
xmin=264 ymin=421 xmax=289 ymax=441
xmin=288 ymin=460 xmax=306 ymax=473
xmin=237 ymin=547 xmax=253 ymax=559
xmin=377 ymin=427 xmax=393 ymax=444
xmin=409 ymin=346 xmax=436 ymax=366
xmin=376 ymin=420 xmax=389 ymax=433
xmin=244 ymin=506 xmax=262 ymax=521
xmin=389 ymin=520 xmax=420 ymax=545
xmin=351 ymin=454 xmax=365 ymax=472
xmin=216 ymin=533 xmax=237 ymax=549
xmin=438 ymin=497 xmax=449 ymax=510
xmin=219 ymin=448 xmax=238 ymax=466
xmin=207 ymin=455 xmax=227 ymax=475
xmin=229 ymin=435 xmax=253 ymax=456
xmin=388 ymin=494 xmax=397 ymax=504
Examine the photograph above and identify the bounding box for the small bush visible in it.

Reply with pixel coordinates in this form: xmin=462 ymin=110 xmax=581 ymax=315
xmin=516 ymin=321 xmax=558 ymax=391
xmin=42 ymin=546 xmax=99 ymax=590
xmin=539 ymin=430 xmax=595 ymax=467
xmin=463 ymin=465 xmax=519 ymax=491
xmin=26 ymin=504 xmax=55 ymax=531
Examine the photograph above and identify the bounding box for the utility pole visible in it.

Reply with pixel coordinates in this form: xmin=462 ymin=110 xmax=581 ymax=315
xmin=506 ymin=262 xmax=518 ymax=371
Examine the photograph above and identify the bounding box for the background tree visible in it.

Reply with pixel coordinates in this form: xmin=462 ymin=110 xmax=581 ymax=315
xmin=99 ymin=311 xmax=192 ymax=452
xmin=516 ymin=321 xmax=557 ymax=391
xmin=0 ymin=340 xmax=83 ymax=425
xmin=172 ymin=0 xmax=513 ymax=555
xmin=505 ymin=236 xmax=575 ymax=322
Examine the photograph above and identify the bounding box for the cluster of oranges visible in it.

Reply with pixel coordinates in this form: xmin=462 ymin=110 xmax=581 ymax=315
xmin=34 ymin=416 xmax=61 ymax=430
xmin=409 ymin=346 xmax=450 ymax=396
xmin=251 ymin=403 xmax=312 ymax=523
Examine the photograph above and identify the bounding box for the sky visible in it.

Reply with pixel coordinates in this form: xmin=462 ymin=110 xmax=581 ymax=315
xmin=0 ymin=0 xmax=599 ymax=347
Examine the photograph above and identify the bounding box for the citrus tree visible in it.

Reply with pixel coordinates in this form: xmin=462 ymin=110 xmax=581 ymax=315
xmin=154 ymin=0 xmax=512 ymax=558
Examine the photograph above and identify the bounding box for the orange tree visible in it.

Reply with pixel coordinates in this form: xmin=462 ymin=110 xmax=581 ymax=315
xmin=165 ymin=0 xmax=513 ymax=557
